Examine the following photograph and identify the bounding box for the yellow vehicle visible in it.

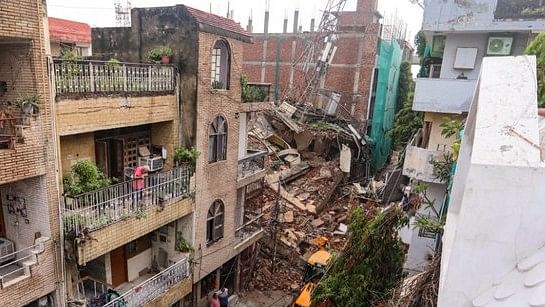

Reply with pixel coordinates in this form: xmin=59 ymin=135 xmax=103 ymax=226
xmin=291 ymin=237 xmax=332 ymax=307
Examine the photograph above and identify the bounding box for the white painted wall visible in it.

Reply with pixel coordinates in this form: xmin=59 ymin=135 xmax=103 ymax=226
xmin=238 ymin=113 xmax=247 ymax=159
xmin=127 ymin=248 xmax=152 ymax=282
xmin=440 ymin=32 xmax=530 ymax=80
xmin=438 ymin=56 xmax=545 ymax=306
xmin=404 ymin=183 xmax=446 ymax=273
xmin=0 ymin=176 xmax=51 ymax=249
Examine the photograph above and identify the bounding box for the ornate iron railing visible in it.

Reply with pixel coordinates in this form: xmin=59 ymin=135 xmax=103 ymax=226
xmin=52 ymin=59 xmax=175 ymax=95
xmin=103 ymin=258 xmax=190 ymax=307
xmin=237 ymin=150 xmax=267 ymax=180
xmin=62 ymin=166 xmax=191 ymax=236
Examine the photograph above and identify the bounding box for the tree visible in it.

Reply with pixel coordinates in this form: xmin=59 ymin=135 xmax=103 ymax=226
xmin=313 ymin=206 xmax=407 ymax=306
xmin=525 ymin=32 xmax=545 ymax=107
xmin=414 ymin=30 xmax=427 ymax=59
xmin=63 ymin=160 xmax=111 ymax=196
xmin=396 ymin=62 xmax=414 ymax=112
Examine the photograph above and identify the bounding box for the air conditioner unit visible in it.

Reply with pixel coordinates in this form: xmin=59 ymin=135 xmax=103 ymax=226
xmin=487 ymin=36 xmax=513 ymax=56
xmin=138 ymin=156 xmax=164 ymax=172
xmin=0 ymin=238 xmax=15 ymax=264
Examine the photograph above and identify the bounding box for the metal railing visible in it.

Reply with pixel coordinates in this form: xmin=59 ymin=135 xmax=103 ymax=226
xmin=52 ymin=59 xmax=175 ymax=95
xmin=0 ymin=241 xmax=46 ymax=289
xmin=238 ymin=150 xmax=267 ymax=179
xmin=0 ymin=116 xmax=30 ymax=150
xmin=104 ymin=258 xmax=190 ymax=307
xmin=63 ymin=166 xmax=191 ymax=236
xmin=75 ymin=276 xmax=112 ymax=303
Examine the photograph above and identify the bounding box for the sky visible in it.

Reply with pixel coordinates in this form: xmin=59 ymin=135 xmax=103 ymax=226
xmin=47 ymin=0 xmax=423 ymax=44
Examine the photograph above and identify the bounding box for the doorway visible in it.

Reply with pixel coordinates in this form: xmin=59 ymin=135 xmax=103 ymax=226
xmin=110 ymin=246 xmax=128 ymax=287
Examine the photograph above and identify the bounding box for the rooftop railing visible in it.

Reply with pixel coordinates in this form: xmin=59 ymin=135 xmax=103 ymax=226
xmin=52 ymin=59 xmax=175 ymax=95
xmin=62 ymin=166 xmax=191 ymax=236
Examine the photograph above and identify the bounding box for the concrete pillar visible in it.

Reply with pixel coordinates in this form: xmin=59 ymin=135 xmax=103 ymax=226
xmin=246 ymin=17 xmax=253 ymax=32
xmin=234 ymin=255 xmax=241 ymax=293
xmin=264 ymin=11 xmax=269 ymax=34
xmin=283 ymin=18 xmax=288 ymax=33
xmin=293 ymin=10 xmax=299 ymax=33
xmin=298 ymin=25 xmax=302 ymax=33
xmin=310 ymin=18 xmax=315 ymax=32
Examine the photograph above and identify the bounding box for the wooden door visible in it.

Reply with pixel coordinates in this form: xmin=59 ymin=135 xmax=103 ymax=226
xmin=95 ymin=141 xmax=110 ymax=177
xmin=110 ymin=246 xmax=127 ymax=287
xmin=110 ymin=139 xmax=125 ymax=180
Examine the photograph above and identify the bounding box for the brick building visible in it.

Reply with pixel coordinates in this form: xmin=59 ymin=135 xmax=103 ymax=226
xmin=242 ymin=0 xmax=381 ymax=129
xmin=48 ymin=17 xmax=92 ymax=57
xmin=70 ymin=4 xmax=271 ymax=306
xmin=0 ymin=0 xmax=63 ymax=306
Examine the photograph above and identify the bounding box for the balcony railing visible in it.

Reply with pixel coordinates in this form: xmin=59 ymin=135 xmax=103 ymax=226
xmin=0 ymin=116 xmax=29 ymax=150
xmin=104 ymin=258 xmax=190 ymax=307
xmin=52 ymin=59 xmax=175 ymax=95
xmin=413 ymin=78 xmax=477 ymax=114
xmin=402 ymin=130 xmax=447 ymax=184
xmin=0 ymin=238 xmax=49 ymax=289
xmin=62 ymin=166 xmax=191 ymax=236
xmin=242 ymin=82 xmax=272 ymax=103
xmin=238 ymin=150 xmax=267 ymax=180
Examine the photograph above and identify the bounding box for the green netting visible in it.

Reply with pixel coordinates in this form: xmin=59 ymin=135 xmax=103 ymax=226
xmin=370 ymin=40 xmax=403 ymax=171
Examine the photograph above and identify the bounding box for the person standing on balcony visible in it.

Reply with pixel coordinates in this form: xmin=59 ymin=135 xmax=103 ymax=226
xmin=219 ymin=288 xmax=229 ymax=307
xmin=133 ymin=165 xmax=150 ymax=205
xmin=209 ymin=292 xmax=220 ymax=307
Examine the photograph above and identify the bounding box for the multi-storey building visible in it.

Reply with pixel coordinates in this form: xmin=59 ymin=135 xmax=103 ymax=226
xmin=402 ymin=0 xmax=545 ymax=273
xmin=57 ymin=4 xmax=270 ymax=306
xmin=0 ymin=0 xmax=63 ymax=306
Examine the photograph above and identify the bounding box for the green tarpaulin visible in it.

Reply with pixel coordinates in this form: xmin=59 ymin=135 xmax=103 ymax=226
xmin=370 ymin=40 xmax=403 ymax=171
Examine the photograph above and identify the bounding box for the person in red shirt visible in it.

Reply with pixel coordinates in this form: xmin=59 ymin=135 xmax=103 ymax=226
xmin=132 ymin=165 xmax=149 ymax=205
xmin=208 ymin=293 xmax=220 ymax=307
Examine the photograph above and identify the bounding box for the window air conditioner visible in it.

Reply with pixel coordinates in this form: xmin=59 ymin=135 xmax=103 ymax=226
xmin=138 ymin=156 xmax=164 ymax=172
xmin=486 ymin=36 xmax=513 ymax=56
xmin=0 ymin=238 xmax=15 ymax=264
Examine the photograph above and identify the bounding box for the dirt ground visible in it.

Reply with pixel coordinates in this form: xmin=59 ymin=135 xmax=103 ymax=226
xmin=234 ymin=290 xmax=293 ymax=307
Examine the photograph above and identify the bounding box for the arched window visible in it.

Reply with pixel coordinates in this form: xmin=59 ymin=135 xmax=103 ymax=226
xmin=210 ymin=39 xmax=230 ymax=90
xmin=208 ymin=115 xmax=227 ymax=163
xmin=207 ymin=200 xmax=224 ymax=243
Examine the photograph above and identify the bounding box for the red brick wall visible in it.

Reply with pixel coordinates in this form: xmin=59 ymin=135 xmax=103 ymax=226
xmin=0 ymin=0 xmax=62 ymax=305
xmin=242 ymin=25 xmax=380 ymax=125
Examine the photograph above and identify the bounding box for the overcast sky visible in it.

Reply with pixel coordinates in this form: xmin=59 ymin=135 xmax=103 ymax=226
xmin=47 ymin=0 xmax=423 ymax=43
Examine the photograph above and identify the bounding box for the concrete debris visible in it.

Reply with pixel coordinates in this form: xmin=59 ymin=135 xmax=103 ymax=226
xmin=311 ymin=218 xmax=325 ymax=227
xmin=296 ymin=192 xmax=310 ymax=201
xmin=281 ymin=210 xmax=294 ymax=223
xmin=333 ymin=223 xmax=348 ymax=235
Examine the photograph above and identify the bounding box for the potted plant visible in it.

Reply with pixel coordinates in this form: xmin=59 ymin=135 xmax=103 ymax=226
xmin=16 ymin=95 xmax=40 ymax=116
xmin=174 ymin=146 xmax=200 ymax=170
xmin=148 ymin=47 xmax=173 ymax=64
xmin=175 ymin=234 xmax=193 ymax=252
xmin=211 ymin=80 xmax=224 ymax=90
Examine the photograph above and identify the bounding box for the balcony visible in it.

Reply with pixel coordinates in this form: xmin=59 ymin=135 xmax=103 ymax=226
xmin=240 ymin=82 xmax=274 ymax=112
xmin=237 ymin=150 xmax=267 ymax=187
xmin=51 ymin=59 xmax=178 ymax=136
xmin=234 ymin=193 xmax=264 ymax=253
xmin=0 ymin=237 xmax=50 ymax=289
xmin=413 ymin=78 xmax=477 ymax=114
xmin=402 ymin=130 xmax=447 ymax=184
xmin=62 ymin=166 xmax=193 ymax=264
xmin=77 ymin=258 xmax=191 ymax=307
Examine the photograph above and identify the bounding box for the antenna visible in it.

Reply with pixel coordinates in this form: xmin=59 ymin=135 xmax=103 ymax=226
xmin=114 ymin=0 xmax=131 ymax=27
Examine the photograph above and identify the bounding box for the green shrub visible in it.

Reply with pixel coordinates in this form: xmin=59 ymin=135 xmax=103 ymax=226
xmin=63 ymin=160 xmax=111 ymax=196
xmin=175 ymin=233 xmax=193 ymax=252
xmin=525 ymin=32 xmax=545 ymax=107
xmin=148 ymin=47 xmax=173 ymax=62
xmin=174 ymin=146 xmax=200 ymax=168
xmin=241 ymin=74 xmax=268 ymax=102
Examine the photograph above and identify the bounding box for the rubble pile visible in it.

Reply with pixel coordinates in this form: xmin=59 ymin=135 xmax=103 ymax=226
xmin=244 ymin=103 xmax=375 ymax=293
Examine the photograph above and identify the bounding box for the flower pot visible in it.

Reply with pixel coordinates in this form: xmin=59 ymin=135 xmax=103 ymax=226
xmin=22 ymin=104 xmax=34 ymax=115
xmin=160 ymin=55 xmax=171 ymax=64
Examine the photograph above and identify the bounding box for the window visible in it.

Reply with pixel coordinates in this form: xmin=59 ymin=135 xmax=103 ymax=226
xmin=207 ymin=200 xmax=224 ymax=244
xmin=208 ymin=116 xmax=227 ymax=163
xmin=210 ymin=40 xmax=230 ymax=90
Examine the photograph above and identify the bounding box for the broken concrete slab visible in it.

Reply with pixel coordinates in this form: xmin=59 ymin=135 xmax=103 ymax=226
xmin=281 ymin=211 xmax=294 ymax=223
xmin=296 ymin=192 xmax=310 ymax=201
xmin=294 ymin=130 xmax=315 ymax=151
xmin=311 ymin=219 xmax=325 ymax=228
